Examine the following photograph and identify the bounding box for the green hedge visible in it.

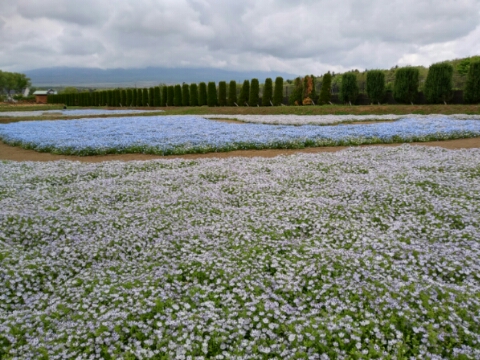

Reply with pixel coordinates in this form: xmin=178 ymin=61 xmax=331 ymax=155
xmin=182 ymin=84 xmax=190 ymax=106
xmin=198 ymin=82 xmax=207 ymax=106
xmin=262 ymin=78 xmax=273 ymax=106
xmin=228 ymin=80 xmax=237 ymax=106
xmin=319 ymin=72 xmax=332 ymax=105
xmin=207 ymin=82 xmax=217 ymax=107
xmin=154 ymin=87 xmax=161 ymax=107
xmin=424 ymin=62 xmax=453 ymax=104
xmin=218 ymin=81 xmax=227 ymax=106
xmin=393 ymin=67 xmax=419 ymax=104
xmin=167 ymin=86 xmax=175 ymax=106
xmin=174 ymin=85 xmax=182 ymax=106
xmin=273 ymin=77 xmax=284 ymax=106
xmin=249 ymin=79 xmax=259 ymax=106
xmin=289 ymin=77 xmax=303 ymax=105
xmin=340 ymin=73 xmax=359 ymax=104
xmin=190 ymin=84 xmax=198 ymax=106
xmin=366 ymin=70 xmax=385 ymax=104
xmin=239 ymin=80 xmax=250 ymax=106
xmin=464 ymin=61 xmax=480 ymax=104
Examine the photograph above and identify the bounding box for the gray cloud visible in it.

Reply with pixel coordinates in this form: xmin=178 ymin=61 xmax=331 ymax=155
xmin=1 ymin=0 xmax=479 ymax=75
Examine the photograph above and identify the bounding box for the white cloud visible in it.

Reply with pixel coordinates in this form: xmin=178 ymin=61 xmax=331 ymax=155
xmin=0 ymin=0 xmax=479 ymax=74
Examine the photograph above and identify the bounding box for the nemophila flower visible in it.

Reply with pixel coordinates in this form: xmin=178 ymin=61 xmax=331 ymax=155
xmin=0 ymin=109 xmax=161 ymax=118
xmin=0 ymin=145 xmax=479 ymax=358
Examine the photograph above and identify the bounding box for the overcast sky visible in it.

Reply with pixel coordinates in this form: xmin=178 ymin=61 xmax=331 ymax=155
xmin=1 ymin=0 xmax=479 ymax=75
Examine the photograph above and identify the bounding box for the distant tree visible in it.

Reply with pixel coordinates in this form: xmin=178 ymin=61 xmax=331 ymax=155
xmin=393 ymin=67 xmax=419 ymax=104
xmin=154 ymin=87 xmax=161 ymax=107
xmin=142 ymin=88 xmax=149 ymax=106
xmin=126 ymin=89 xmax=133 ymax=106
xmin=262 ymin=78 xmax=273 ymax=106
xmin=198 ymin=82 xmax=207 ymax=106
xmin=340 ymin=73 xmax=359 ymax=104
xmin=227 ymin=80 xmax=237 ymax=106
xmin=289 ymin=77 xmax=303 ymax=105
xmin=302 ymin=75 xmax=316 ymax=104
xmin=207 ymin=82 xmax=217 ymax=107
xmin=60 ymin=87 xmax=79 ymax=94
xmin=249 ymin=79 xmax=259 ymax=106
xmin=319 ymin=72 xmax=332 ymax=105
xmin=135 ymin=88 xmax=142 ymax=107
xmin=238 ymin=80 xmax=250 ymax=106
xmin=273 ymin=77 xmax=284 ymax=106
xmin=424 ymin=62 xmax=453 ymax=104
xmin=190 ymin=83 xmax=199 ymax=106
xmin=132 ymin=89 xmax=138 ymax=107
xmin=162 ymin=87 xmax=168 ymax=106
xmin=174 ymin=85 xmax=182 ymax=106
xmin=217 ymin=81 xmax=227 ymax=106
xmin=148 ymin=87 xmax=154 ymax=106
xmin=182 ymin=84 xmax=190 ymax=106
xmin=464 ymin=60 xmax=480 ymax=104
xmin=119 ymin=89 xmax=126 ymax=106
xmin=167 ymin=86 xmax=175 ymax=106
xmin=366 ymin=70 xmax=385 ymax=104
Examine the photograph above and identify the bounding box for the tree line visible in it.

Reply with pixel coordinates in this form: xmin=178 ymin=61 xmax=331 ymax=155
xmin=0 ymin=71 xmax=31 ymax=95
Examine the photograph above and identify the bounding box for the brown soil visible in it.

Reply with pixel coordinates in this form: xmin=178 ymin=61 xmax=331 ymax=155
xmin=1 ymin=138 xmax=480 ymax=163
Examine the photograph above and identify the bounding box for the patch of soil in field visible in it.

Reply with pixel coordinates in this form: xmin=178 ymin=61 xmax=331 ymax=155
xmin=1 ymin=138 xmax=479 ymax=163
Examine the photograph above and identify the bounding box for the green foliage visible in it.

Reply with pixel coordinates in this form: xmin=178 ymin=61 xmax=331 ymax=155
xmin=207 ymin=82 xmax=217 ymax=107
xmin=162 ymin=87 xmax=168 ymax=106
xmin=120 ymin=89 xmax=127 ymax=106
xmin=218 ymin=81 xmax=227 ymax=106
xmin=154 ymin=87 xmax=161 ymax=107
xmin=198 ymin=82 xmax=207 ymax=106
xmin=464 ymin=61 xmax=480 ymax=104
xmin=148 ymin=87 xmax=154 ymax=106
xmin=0 ymin=71 xmax=31 ymax=93
xmin=142 ymin=88 xmax=148 ymax=106
xmin=182 ymin=84 xmax=190 ymax=106
xmin=289 ymin=77 xmax=303 ymax=105
xmin=60 ymin=87 xmax=78 ymax=94
xmin=249 ymin=79 xmax=259 ymax=106
xmin=167 ymin=86 xmax=175 ymax=106
xmin=262 ymin=78 xmax=273 ymax=106
xmin=132 ymin=89 xmax=138 ymax=107
xmin=227 ymin=81 xmax=237 ymax=106
xmin=424 ymin=63 xmax=453 ymax=104
xmin=273 ymin=77 xmax=284 ymax=106
xmin=366 ymin=70 xmax=385 ymax=104
xmin=126 ymin=89 xmax=133 ymax=106
xmin=393 ymin=67 xmax=420 ymax=104
xmin=340 ymin=73 xmax=359 ymax=104
xmin=174 ymin=85 xmax=183 ymax=106
xmin=136 ymin=88 xmax=142 ymax=107
xmin=319 ymin=72 xmax=332 ymax=105
xmin=238 ymin=80 xmax=250 ymax=106
xmin=190 ymin=84 xmax=198 ymax=106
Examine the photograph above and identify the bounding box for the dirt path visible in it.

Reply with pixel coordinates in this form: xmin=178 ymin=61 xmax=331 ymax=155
xmin=1 ymin=138 xmax=480 ymax=163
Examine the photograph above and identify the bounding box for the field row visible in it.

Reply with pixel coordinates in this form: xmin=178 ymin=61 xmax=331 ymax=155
xmin=0 ymin=145 xmax=479 ymax=358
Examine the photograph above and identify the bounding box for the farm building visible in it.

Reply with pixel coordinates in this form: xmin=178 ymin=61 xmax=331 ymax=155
xmin=33 ymin=89 xmax=57 ymax=104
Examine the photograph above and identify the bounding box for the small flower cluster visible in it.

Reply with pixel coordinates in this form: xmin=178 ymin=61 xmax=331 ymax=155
xmin=0 ymin=145 xmax=479 ymax=359
xmin=1 ymin=115 xmax=480 ymax=156
xmin=205 ymin=114 xmax=480 ymax=125
xmin=0 ymin=109 xmax=162 ymax=118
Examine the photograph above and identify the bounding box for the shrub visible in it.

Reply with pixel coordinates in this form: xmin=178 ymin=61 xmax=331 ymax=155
xmin=120 ymin=89 xmax=126 ymax=106
xmin=340 ymin=73 xmax=359 ymax=104
xmin=136 ymin=89 xmax=143 ymax=107
xmin=289 ymin=77 xmax=303 ymax=105
xmin=132 ymin=89 xmax=138 ymax=107
xmin=424 ymin=63 xmax=453 ymax=104
xmin=161 ymin=86 xmax=168 ymax=106
xmin=190 ymin=84 xmax=198 ymax=106
xmin=302 ymin=75 xmax=316 ymax=104
xmin=167 ymin=86 xmax=175 ymax=106
xmin=148 ymin=87 xmax=154 ymax=106
xmin=273 ymin=77 xmax=284 ymax=106
xmin=182 ymin=84 xmax=190 ymax=106
xmin=218 ymin=81 xmax=227 ymax=106
xmin=249 ymin=79 xmax=259 ymax=106
xmin=319 ymin=72 xmax=332 ymax=105
xmin=393 ymin=67 xmax=419 ymax=104
xmin=198 ymin=82 xmax=207 ymax=106
xmin=238 ymin=80 xmax=250 ymax=106
xmin=366 ymin=70 xmax=385 ymax=104
xmin=464 ymin=61 xmax=480 ymax=104
xmin=154 ymin=87 xmax=161 ymax=107
xmin=142 ymin=88 xmax=148 ymax=106
xmin=207 ymin=82 xmax=217 ymax=107
xmin=227 ymin=81 xmax=237 ymax=106
xmin=262 ymin=78 xmax=273 ymax=106
xmin=174 ymin=85 xmax=182 ymax=106
xmin=126 ymin=89 xmax=133 ymax=106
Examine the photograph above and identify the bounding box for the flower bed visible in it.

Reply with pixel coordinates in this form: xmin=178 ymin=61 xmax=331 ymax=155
xmin=0 ymin=145 xmax=479 ymax=358
xmin=0 ymin=109 xmax=162 ymax=118
xmin=1 ymin=115 xmax=480 ymax=156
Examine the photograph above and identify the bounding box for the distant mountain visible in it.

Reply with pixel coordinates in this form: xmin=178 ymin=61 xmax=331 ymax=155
xmin=24 ymin=67 xmax=297 ymax=88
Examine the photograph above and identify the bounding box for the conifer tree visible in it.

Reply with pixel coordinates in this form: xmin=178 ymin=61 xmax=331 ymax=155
xmin=249 ymin=79 xmax=259 ymax=106
xmin=143 ymin=88 xmax=149 ymax=106
xmin=218 ymin=81 xmax=227 ymax=106
xmin=227 ymin=80 xmax=237 ymax=106
xmin=289 ymin=77 xmax=303 ymax=105
xmin=136 ymin=88 xmax=143 ymax=107
xmin=393 ymin=67 xmax=419 ymax=104
xmin=154 ymin=87 xmax=161 ymax=107
xmin=190 ymin=83 xmax=199 ymax=106
xmin=162 ymin=87 xmax=168 ymax=106
xmin=262 ymin=78 xmax=273 ymax=106
xmin=126 ymin=89 xmax=133 ymax=106
xmin=340 ymin=73 xmax=359 ymax=104
xmin=424 ymin=62 xmax=453 ymax=104
xmin=148 ymin=87 xmax=154 ymax=106
xmin=167 ymin=86 xmax=175 ymax=106
xmin=238 ymin=80 xmax=250 ymax=106
xmin=302 ymin=75 xmax=316 ymax=104
xmin=366 ymin=70 xmax=385 ymax=104
xmin=182 ymin=84 xmax=190 ymax=106
xmin=319 ymin=72 xmax=332 ymax=105
xmin=198 ymin=82 xmax=207 ymax=106
xmin=273 ymin=77 xmax=284 ymax=106
xmin=464 ymin=61 xmax=480 ymax=104
xmin=174 ymin=85 xmax=182 ymax=106
xmin=207 ymin=82 xmax=217 ymax=107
